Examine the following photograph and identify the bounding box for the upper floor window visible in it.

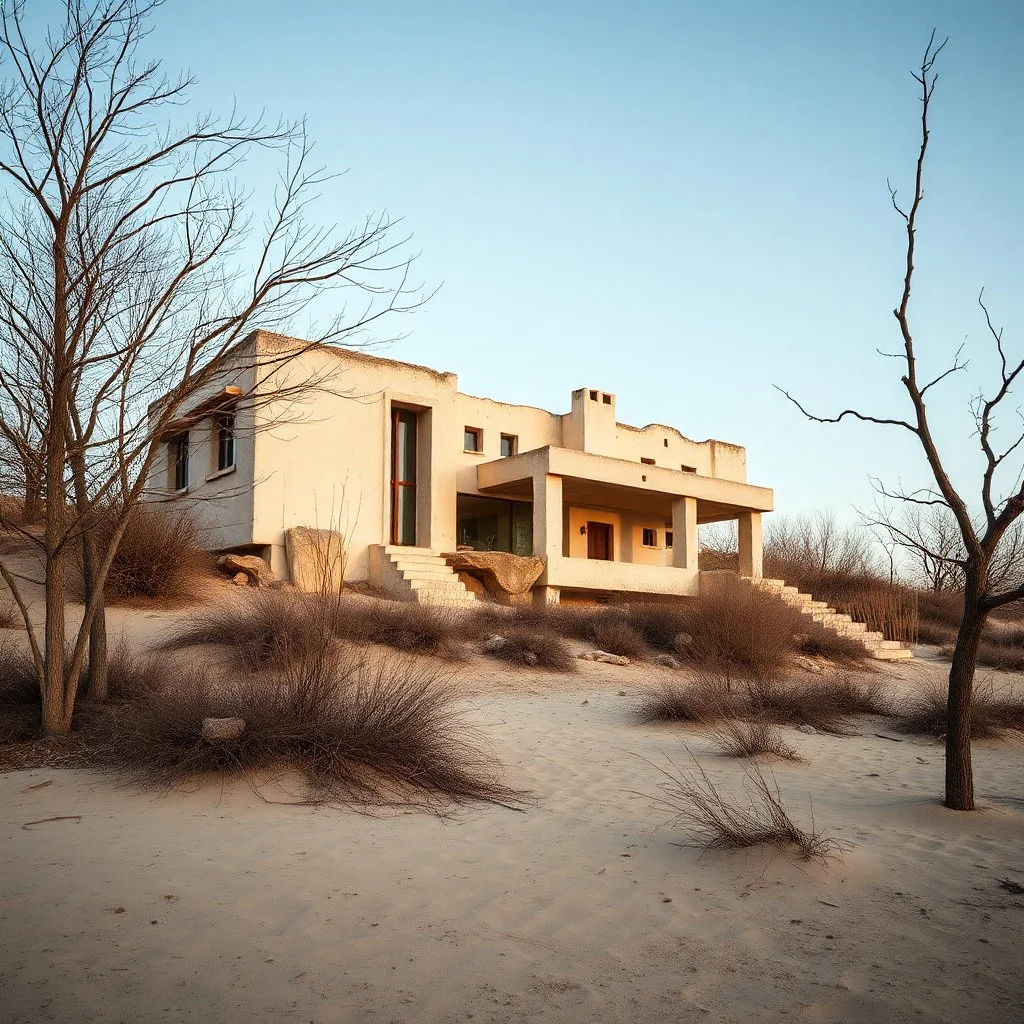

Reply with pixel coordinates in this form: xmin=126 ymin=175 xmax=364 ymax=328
xmin=170 ymin=433 xmax=189 ymax=491
xmin=641 ymin=457 xmax=655 ymax=466
xmin=500 ymin=433 xmax=517 ymax=457
xmin=666 ymin=531 xmax=674 ymax=548
xmin=216 ymin=412 xmax=236 ymax=471
xmin=464 ymin=427 xmax=482 ymax=453
xmin=642 ymin=527 xmax=658 ymax=547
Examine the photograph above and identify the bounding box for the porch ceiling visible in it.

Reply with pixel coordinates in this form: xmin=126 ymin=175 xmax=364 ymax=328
xmin=476 ymin=445 xmax=773 ymax=519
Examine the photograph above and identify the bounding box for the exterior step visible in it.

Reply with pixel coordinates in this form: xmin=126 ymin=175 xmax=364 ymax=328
xmin=744 ymin=574 xmax=912 ymax=662
xmin=376 ymin=545 xmax=478 ymax=605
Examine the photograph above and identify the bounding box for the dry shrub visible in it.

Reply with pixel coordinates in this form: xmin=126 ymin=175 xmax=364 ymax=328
xmin=0 ymin=642 xmax=41 ymax=743
xmin=160 ymin=590 xmax=327 ymax=671
xmin=976 ymin=629 xmax=1024 ymax=672
xmin=644 ymin=754 xmax=840 ymax=862
xmin=589 ymin=618 xmax=648 ymax=659
xmin=915 ymin=591 xmax=963 ymax=647
xmin=710 ymin=719 xmax=805 ymax=762
xmin=0 ymin=600 xmax=21 ymax=629
xmin=744 ymin=673 xmax=891 ymax=735
xmin=795 ymin=622 xmax=868 ymax=664
xmin=484 ymin=628 xmax=576 ymax=672
xmin=675 ymin=576 xmax=803 ymax=680
xmin=894 ymin=680 xmax=1024 ymax=739
xmin=626 ymin=602 xmax=690 ymax=652
xmin=326 ymin=599 xmax=466 ymax=661
xmin=88 ymin=646 xmax=524 ymax=808
xmin=636 ymin=670 xmax=738 ymax=724
xmin=90 ymin=503 xmax=211 ymax=603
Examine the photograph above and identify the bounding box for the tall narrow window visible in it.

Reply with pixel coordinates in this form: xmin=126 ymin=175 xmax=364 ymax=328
xmin=642 ymin=527 xmax=657 ymax=547
xmin=171 ymin=433 xmax=189 ymax=491
xmin=500 ymin=433 xmax=517 ymax=457
xmin=391 ymin=408 xmax=418 ymax=546
xmin=216 ymin=413 xmax=235 ymax=471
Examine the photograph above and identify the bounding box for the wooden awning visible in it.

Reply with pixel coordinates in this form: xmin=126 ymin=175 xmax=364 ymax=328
xmin=161 ymin=386 xmax=242 ymax=437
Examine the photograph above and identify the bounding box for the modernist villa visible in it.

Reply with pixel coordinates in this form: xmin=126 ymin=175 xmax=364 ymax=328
xmin=147 ymin=331 xmax=774 ymax=605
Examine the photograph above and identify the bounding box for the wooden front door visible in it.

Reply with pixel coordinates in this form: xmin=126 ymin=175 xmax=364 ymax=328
xmin=587 ymin=521 xmax=612 ymax=560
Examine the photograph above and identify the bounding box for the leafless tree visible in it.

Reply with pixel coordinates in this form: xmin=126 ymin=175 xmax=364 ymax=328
xmin=0 ymin=0 xmax=423 ymax=733
xmin=763 ymin=510 xmax=878 ymax=581
xmin=778 ymin=33 xmax=1024 ymax=810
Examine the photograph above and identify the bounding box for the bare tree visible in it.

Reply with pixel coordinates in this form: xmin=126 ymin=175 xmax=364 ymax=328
xmin=0 ymin=0 xmax=423 ymax=733
xmin=778 ymin=33 xmax=1024 ymax=811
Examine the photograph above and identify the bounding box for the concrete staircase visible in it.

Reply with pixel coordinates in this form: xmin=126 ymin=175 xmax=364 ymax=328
xmin=749 ymin=577 xmax=912 ymax=661
xmin=370 ymin=546 xmax=479 ymax=607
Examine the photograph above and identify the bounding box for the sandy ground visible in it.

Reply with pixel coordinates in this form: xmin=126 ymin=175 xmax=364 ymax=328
xmin=2 ymin=592 xmax=1024 ymax=1023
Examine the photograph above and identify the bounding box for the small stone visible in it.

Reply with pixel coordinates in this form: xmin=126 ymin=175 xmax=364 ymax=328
xmin=482 ymin=635 xmax=509 ymax=654
xmin=201 ymin=717 xmax=246 ymax=742
xmin=585 ymin=650 xmax=631 ymax=666
xmin=523 ymin=651 xmax=538 ymax=666
xmin=797 ymin=724 xmax=817 ymax=735
xmin=654 ymin=654 xmax=681 ymax=670
xmin=231 ymin=572 xmax=249 ymax=587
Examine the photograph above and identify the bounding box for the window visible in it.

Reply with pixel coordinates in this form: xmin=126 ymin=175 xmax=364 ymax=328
xmin=500 ymin=433 xmax=517 ymax=457
xmin=680 ymin=464 xmax=696 ymax=473
xmin=216 ymin=413 xmax=235 ymax=471
xmin=666 ymin=531 xmax=674 ymax=548
xmin=642 ymin=527 xmax=657 ymax=547
xmin=463 ymin=427 xmax=482 ymax=452
xmin=641 ymin=457 xmax=655 ymax=466
xmin=602 ymin=394 xmax=612 ymax=405
xmin=589 ymin=390 xmax=598 ymax=401
xmin=456 ymin=494 xmax=533 ymax=555
xmin=170 ymin=433 xmax=189 ymax=491
xmin=663 ymin=438 xmax=669 ymax=447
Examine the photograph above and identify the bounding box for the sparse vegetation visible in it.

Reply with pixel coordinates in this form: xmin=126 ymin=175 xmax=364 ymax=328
xmin=709 ymin=718 xmax=805 ymax=762
xmin=86 ymin=646 xmax=523 ymax=808
xmin=644 ymin=754 xmax=840 ymax=862
xmin=86 ymin=504 xmax=212 ymax=604
xmin=894 ymin=681 xmax=1024 ymax=739
xmin=483 ymin=628 xmax=576 ymax=672
xmin=636 ymin=672 xmax=737 ymax=725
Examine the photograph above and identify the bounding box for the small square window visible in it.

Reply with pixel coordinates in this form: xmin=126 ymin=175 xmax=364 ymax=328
xmin=589 ymin=390 xmax=599 ymax=401
xmin=640 ymin=457 xmax=655 ymax=466
xmin=500 ymin=433 xmax=517 ymax=457
xmin=642 ymin=527 xmax=657 ymax=547
xmin=602 ymin=394 xmax=612 ymax=405
xmin=666 ymin=531 xmax=674 ymax=548
xmin=464 ymin=427 xmax=482 ymax=453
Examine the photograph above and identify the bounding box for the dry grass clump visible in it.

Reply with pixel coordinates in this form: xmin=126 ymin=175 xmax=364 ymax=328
xmin=636 ymin=671 xmax=738 ymax=724
xmin=975 ymin=629 xmax=1024 ymax=672
xmin=915 ymin=590 xmax=963 ymax=647
xmin=710 ymin=719 xmax=805 ymax=762
xmin=588 ymin=618 xmax=648 ymax=659
xmin=674 ymin=577 xmax=803 ymax=680
xmin=326 ymin=599 xmax=467 ymax=661
xmin=483 ymin=628 xmax=576 ymax=672
xmin=625 ymin=601 xmax=690 ymax=652
xmin=644 ymin=754 xmax=840 ymax=862
xmin=0 ymin=642 xmax=42 ymax=743
xmin=0 ymin=600 xmax=21 ymax=629
xmin=88 ymin=503 xmax=212 ymax=604
xmin=744 ymin=673 xmax=891 ymax=735
xmin=160 ymin=590 xmax=328 ymax=671
xmin=87 ymin=647 xmax=523 ymax=808
xmin=795 ymin=622 xmax=868 ymax=663
xmin=893 ymin=680 xmax=1024 ymax=739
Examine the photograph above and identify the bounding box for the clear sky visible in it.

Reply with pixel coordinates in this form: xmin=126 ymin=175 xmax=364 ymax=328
xmin=151 ymin=0 xmax=1023 ymax=524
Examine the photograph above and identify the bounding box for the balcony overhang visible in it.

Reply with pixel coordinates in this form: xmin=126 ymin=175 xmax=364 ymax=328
xmin=476 ymin=446 xmax=773 ymax=522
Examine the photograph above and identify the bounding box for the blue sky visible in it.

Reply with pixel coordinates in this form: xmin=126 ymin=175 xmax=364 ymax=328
xmin=153 ymin=0 xmax=1023 ymax=523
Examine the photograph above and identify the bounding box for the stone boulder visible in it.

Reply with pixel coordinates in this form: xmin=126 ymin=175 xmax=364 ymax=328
xmin=285 ymin=527 xmax=345 ymax=594
xmin=443 ymin=551 xmax=545 ymax=602
xmin=578 ymin=650 xmax=631 ymax=666
xmin=217 ymin=553 xmax=276 ymax=587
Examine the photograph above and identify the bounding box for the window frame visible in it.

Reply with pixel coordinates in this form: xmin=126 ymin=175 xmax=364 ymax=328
xmin=170 ymin=432 xmax=190 ymax=491
xmin=463 ymin=426 xmax=483 ymax=453
xmin=215 ymin=411 xmax=236 ymax=472
xmin=641 ymin=527 xmax=658 ymax=548
xmin=499 ymin=433 xmax=518 ymax=458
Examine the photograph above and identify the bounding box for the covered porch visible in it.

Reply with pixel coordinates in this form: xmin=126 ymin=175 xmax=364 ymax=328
xmin=475 ymin=446 xmax=773 ymax=604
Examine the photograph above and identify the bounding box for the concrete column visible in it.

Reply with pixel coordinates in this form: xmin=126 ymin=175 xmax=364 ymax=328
xmin=532 ymin=473 xmax=563 ymax=562
xmin=532 ymin=585 xmax=561 ymax=607
xmin=671 ymin=497 xmax=698 ymax=570
xmin=737 ymin=511 xmax=763 ymax=579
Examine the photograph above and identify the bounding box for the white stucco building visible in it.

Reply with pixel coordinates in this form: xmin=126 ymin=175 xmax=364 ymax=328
xmin=147 ymin=331 xmax=773 ymax=604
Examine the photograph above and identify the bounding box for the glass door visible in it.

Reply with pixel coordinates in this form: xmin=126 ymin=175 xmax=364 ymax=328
xmin=391 ymin=408 xmax=417 ymax=545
